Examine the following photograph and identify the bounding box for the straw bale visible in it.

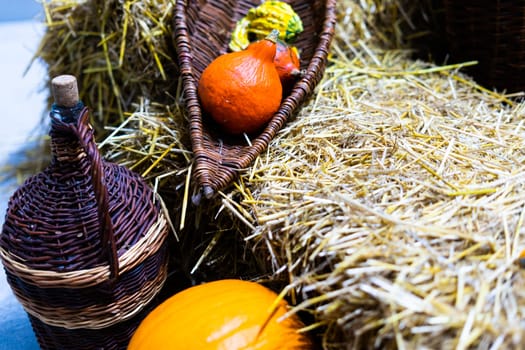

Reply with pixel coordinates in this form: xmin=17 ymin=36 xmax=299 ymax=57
xmin=36 ymin=0 xmax=178 ymax=135
xmin=30 ymin=0 xmax=525 ymax=349
xmin=218 ymin=2 xmax=525 ymax=348
xmin=230 ymin=57 xmax=525 ymax=348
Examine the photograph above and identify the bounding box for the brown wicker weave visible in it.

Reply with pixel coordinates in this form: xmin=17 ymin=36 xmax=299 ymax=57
xmin=443 ymin=1 xmax=525 ymax=93
xmin=175 ymin=0 xmax=337 ymax=199
xmin=0 ymin=76 xmax=170 ymax=350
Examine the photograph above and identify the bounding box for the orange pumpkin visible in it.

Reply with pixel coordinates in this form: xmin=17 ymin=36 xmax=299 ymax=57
xmin=198 ymin=30 xmax=282 ymax=135
xmin=274 ymin=39 xmax=302 ymax=90
xmin=128 ymin=279 xmax=313 ymax=350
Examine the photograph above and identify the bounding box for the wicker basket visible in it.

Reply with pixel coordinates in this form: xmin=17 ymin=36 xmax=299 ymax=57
xmin=175 ymin=0 xmax=337 ymax=199
xmin=443 ymin=0 xmax=525 ymax=93
xmin=0 ymin=76 xmax=170 ymax=350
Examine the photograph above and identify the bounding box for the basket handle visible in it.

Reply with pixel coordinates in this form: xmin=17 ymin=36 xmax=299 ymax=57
xmin=52 ymin=75 xmax=120 ymax=279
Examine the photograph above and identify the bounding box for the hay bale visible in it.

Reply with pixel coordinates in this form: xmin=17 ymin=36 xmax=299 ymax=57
xmin=222 ymin=3 xmax=525 ymax=348
xmin=37 ymin=0 xmax=178 ymax=135
xmin=33 ymin=0 xmax=525 ymax=348
xmin=230 ymin=55 xmax=525 ymax=348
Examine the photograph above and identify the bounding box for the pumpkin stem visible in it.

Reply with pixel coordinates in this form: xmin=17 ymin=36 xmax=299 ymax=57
xmin=265 ymin=29 xmax=280 ymax=44
xmin=290 ymin=68 xmax=303 ymax=77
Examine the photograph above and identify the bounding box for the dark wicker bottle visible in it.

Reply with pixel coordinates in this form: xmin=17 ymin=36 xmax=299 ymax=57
xmin=0 ymin=75 xmax=170 ymax=349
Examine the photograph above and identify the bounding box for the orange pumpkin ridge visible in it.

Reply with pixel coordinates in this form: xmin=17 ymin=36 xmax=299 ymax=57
xmin=198 ymin=30 xmax=283 ymax=135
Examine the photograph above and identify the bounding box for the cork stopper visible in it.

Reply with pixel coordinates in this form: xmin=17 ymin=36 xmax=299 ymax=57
xmin=51 ymin=75 xmax=79 ymax=108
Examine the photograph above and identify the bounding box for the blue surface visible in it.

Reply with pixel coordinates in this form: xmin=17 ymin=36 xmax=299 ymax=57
xmin=0 ymin=0 xmax=42 ymax=22
xmin=0 ymin=2 xmax=46 ymax=349
xmin=0 ymin=297 xmax=38 ymax=350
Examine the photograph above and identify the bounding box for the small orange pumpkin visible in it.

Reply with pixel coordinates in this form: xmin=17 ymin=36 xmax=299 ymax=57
xmin=198 ymin=30 xmax=283 ymax=135
xmin=128 ymin=279 xmax=313 ymax=350
xmin=274 ymin=39 xmax=302 ymax=91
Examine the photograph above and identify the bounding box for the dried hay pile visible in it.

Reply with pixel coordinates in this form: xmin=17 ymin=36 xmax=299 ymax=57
xmin=37 ymin=0 xmax=179 ymax=134
xmin=28 ymin=0 xmax=525 ymax=348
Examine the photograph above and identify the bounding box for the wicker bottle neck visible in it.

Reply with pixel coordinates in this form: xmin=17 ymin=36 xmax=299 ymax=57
xmin=47 ymin=103 xmax=119 ymax=278
xmin=51 ymin=101 xmax=84 ymax=123
xmin=49 ymin=101 xmax=88 ymax=166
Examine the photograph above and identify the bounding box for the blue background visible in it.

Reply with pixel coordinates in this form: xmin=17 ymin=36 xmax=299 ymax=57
xmin=0 ymin=0 xmax=42 ymax=22
xmin=0 ymin=1 xmax=46 ymax=349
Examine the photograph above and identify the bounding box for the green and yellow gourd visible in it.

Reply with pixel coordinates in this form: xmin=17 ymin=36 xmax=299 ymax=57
xmin=229 ymin=1 xmax=304 ymax=52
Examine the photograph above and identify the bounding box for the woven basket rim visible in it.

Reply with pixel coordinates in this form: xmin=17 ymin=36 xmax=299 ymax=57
xmin=1 ymin=211 xmax=169 ymax=289
xmin=10 ymin=261 xmax=168 ymax=330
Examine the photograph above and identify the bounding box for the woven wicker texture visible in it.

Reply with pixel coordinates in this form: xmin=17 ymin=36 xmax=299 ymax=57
xmin=443 ymin=1 xmax=525 ymax=93
xmin=175 ymin=0 xmax=337 ymax=199
xmin=0 ymin=100 xmax=169 ymax=349
xmin=26 ymin=299 xmax=159 ymax=350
